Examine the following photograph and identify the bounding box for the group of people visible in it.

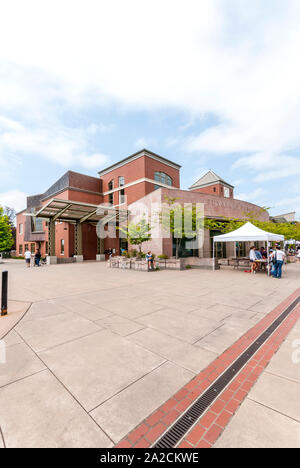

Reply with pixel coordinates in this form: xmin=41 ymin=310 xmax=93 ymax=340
xmin=24 ymin=248 xmax=42 ymax=268
xmin=249 ymin=245 xmax=286 ymax=278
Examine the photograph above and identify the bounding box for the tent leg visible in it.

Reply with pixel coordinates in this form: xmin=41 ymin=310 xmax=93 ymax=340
xmin=213 ymin=241 xmax=215 ymax=271
xmin=267 ymin=241 xmax=270 ymax=277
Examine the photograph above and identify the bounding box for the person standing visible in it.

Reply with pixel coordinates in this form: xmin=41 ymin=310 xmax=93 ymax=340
xmin=271 ymin=246 xmax=286 ymax=279
xmin=24 ymin=248 xmax=32 ymax=268
xmin=35 ymin=249 xmax=41 ymax=267
xmin=249 ymin=246 xmax=258 ymax=274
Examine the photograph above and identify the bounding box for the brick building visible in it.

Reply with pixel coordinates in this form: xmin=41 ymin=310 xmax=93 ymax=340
xmin=16 ymin=149 xmax=269 ymax=262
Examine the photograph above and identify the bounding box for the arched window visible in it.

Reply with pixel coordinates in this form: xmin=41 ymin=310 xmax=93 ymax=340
xmin=154 ymin=171 xmax=172 ymax=189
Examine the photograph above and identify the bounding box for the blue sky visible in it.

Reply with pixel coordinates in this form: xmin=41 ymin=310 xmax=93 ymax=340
xmin=0 ymin=0 xmax=299 ymax=219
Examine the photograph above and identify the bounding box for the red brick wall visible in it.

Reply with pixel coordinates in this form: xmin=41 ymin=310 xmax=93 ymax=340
xmin=101 ymin=155 xmax=180 ymax=206
xmin=191 ymin=183 xmax=234 ymax=199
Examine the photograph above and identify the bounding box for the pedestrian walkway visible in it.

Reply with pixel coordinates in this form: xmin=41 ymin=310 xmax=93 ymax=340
xmin=0 ymin=259 xmax=299 ymax=448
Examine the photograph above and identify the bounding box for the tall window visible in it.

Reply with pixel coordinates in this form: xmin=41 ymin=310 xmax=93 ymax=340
xmin=61 ymin=239 xmax=65 ymax=255
xmin=118 ymin=176 xmax=125 ymax=186
xmin=119 ymin=189 xmax=125 ymax=204
xmin=108 ymin=180 xmax=114 ymax=205
xmin=31 ymin=243 xmax=35 ymax=254
xmin=154 ymin=172 xmax=172 ymax=189
xmin=19 ymin=223 xmax=23 ymax=235
xmin=19 ymin=244 xmax=23 ymax=255
xmin=24 ymin=244 xmax=28 ymax=251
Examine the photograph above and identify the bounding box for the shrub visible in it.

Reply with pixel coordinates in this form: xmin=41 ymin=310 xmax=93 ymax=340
xmin=130 ymin=249 xmax=138 ymax=258
xmin=158 ymin=254 xmax=169 ymax=259
xmin=185 ymin=265 xmax=192 ymax=269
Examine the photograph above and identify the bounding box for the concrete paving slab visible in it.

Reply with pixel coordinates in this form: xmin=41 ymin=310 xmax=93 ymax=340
xmin=15 ymin=311 xmax=101 ymax=352
xmin=0 ymin=301 xmax=31 ymax=340
xmin=0 ymin=342 xmax=45 ymax=388
xmin=1 ymin=330 xmax=24 ymax=348
xmin=266 ymin=339 xmax=300 ymax=383
xmin=39 ymin=330 xmax=165 ymax=412
xmin=248 ymin=372 xmax=300 ymax=422
xmin=99 ymin=297 xmax=163 ymax=319
xmin=91 ymin=362 xmax=194 ymax=443
xmin=214 ymin=399 xmax=300 ymax=448
xmin=56 ymin=296 xmax=113 ymax=321
xmin=95 ymin=315 xmax=145 ymax=336
xmin=136 ymin=308 xmax=220 ymax=344
xmin=0 ymin=370 xmax=112 ymax=448
xmin=128 ymin=327 xmax=217 ymax=374
xmin=195 ymin=323 xmax=247 ymax=354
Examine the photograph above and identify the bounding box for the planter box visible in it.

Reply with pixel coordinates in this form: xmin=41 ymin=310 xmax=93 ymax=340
xmin=107 ymin=256 xmax=219 ymax=271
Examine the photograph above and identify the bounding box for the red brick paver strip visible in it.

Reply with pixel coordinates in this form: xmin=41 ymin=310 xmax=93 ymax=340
xmin=115 ymin=288 xmax=300 ymax=449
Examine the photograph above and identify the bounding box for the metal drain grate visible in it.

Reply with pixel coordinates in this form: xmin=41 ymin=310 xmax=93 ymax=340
xmin=154 ymin=296 xmax=300 ymax=448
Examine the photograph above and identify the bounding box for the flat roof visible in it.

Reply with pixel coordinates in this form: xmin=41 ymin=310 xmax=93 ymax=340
xmin=98 ymin=149 xmax=181 ymax=176
xmin=35 ymin=198 xmax=128 ymax=224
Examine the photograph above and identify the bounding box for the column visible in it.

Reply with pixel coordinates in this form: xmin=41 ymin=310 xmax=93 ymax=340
xmin=74 ymin=222 xmax=83 ymax=261
xmin=47 ymin=218 xmax=57 ymax=264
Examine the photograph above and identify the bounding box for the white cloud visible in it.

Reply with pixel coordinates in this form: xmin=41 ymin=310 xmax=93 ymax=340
xmin=0 ymin=0 xmax=300 ymax=183
xmin=0 ymin=115 xmax=110 ymax=169
xmin=134 ymin=137 xmax=154 ymax=149
xmin=235 ymin=188 xmax=267 ymax=204
xmin=0 ymin=189 xmax=28 ymax=212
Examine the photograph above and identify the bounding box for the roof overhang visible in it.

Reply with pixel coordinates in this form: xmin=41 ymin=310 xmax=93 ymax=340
xmin=34 ymin=198 xmax=128 ymax=224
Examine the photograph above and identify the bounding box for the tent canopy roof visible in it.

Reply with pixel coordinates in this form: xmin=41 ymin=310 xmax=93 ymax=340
xmin=213 ymin=222 xmax=285 ymax=243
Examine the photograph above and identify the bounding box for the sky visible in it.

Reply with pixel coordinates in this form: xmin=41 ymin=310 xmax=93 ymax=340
xmin=0 ymin=0 xmax=300 ymax=219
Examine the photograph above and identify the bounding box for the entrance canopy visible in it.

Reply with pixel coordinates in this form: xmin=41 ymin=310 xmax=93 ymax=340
xmin=213 ymin=222 xmax=284 ymax=243
xmin=35 ymin=198 xmax=128 ymax=224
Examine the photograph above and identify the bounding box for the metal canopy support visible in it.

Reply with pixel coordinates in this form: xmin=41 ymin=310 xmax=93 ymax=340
xmin=48 ymin=219 xmax=56 ymax=256
xmin=75 ymin=222 xmax=83 ymax=256
xmin=80 ymin=209 xmax=98 ymax=224
xmin=53 ymin=203 xmax=72 ymax=221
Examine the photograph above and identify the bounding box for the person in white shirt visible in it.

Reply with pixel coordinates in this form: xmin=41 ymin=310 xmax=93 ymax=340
xmin=24 ymin=249 xmax=32 ymax=268
xmin=249 ymin=246 xmax=258 ymax=274
xmin=271 ymin=246 xmax=286 ymax=279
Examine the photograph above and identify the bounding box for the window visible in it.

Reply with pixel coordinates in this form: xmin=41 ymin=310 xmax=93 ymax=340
xmin=119 ymin=189 xmax=125 ymax=204
xmin=31 ymin=243 xmax=35 ymax=254
xmin=24 ymin=244 xmax=28 ymax=251
xmin=108 ymin=180 xmax=114 ymax=191
xmin=109 ymin=193 xmax=114 ymax=205
xmin=213 ymin=187 xmax=216 ymax=193
xmin=118 ymin=176 xmax=125 ymax=186
xmin=154 ymin=172 xmax=172 ymax=189
xmin=224 ymin=187 xmax=230 ymax=198
xmin=19 ymin=244 xmax=23 ymax=255
xmin=61 ymin=239 xmax=65 ymax=255
xmin=19 ymin=223 xmax=23 ymax=235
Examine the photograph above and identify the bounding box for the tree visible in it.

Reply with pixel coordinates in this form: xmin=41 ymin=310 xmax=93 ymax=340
xmin=4 ymin=206 xmax=16 ymax=250
xmin=0 ymin=206 xmax=14 ymax=252
xmin=158 ymin=196 xmax=204 ymax=259
xmin=118 ymin=217 xmax=151 ymax=253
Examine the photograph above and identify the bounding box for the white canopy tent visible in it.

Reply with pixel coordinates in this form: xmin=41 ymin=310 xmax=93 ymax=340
xmin=212 ymin=222 xmax=285 ymax=275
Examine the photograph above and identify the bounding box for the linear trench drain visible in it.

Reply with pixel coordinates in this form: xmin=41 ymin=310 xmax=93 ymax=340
xmin=154 ymin=295 xmax=300 ymax=448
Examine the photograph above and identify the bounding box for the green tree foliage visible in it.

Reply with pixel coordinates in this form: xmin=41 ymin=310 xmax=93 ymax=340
xmin=0 ymin=205 xmax=14 ymax=252
xmin=118 ymin=217 xmax=151 ymax=253
xmin=204 ymin=207 xmax=300 ymax=241
xmin=158 ymin=197 xmax=204 ymax=258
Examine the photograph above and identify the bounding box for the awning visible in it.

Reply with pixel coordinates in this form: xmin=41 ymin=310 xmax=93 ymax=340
xmin=213 ymin=222 xmax=285 ymax=243
xmin=34 ymin=198 xmax=128 ymax=224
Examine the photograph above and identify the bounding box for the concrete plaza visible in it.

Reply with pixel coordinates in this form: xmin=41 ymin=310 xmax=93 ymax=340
xmin=0 ymin=259 xmax=299 ymax=448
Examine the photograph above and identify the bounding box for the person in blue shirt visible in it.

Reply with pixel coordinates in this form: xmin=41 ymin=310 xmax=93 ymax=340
xmin=146 ymin=251 xmax=156 ymax=270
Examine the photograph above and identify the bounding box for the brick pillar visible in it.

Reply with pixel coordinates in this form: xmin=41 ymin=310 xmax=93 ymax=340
xmin=75 ymin=222 xmax=83 ymax=256
xmin=48 ymin=219 xmax=56 ymax=256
